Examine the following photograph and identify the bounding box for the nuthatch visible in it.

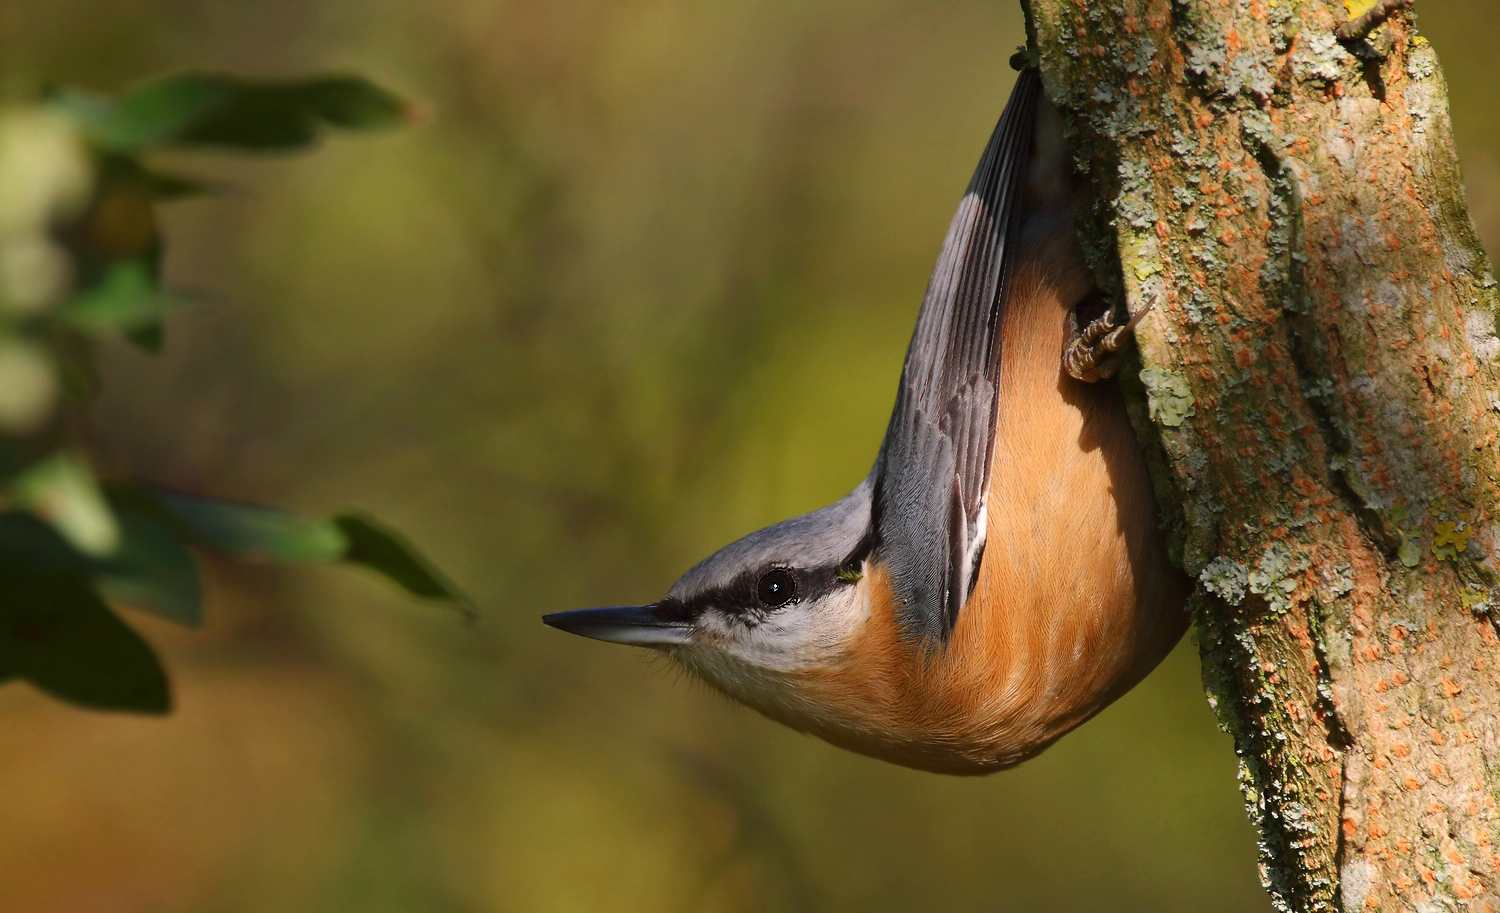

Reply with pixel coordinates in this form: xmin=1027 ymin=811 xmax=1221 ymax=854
xmin=544 ymin=70 xmax=1190 ymax=775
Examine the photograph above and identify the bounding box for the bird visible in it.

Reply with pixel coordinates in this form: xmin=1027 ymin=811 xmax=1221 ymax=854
xmin=543 ymin=69 xmax=1190 ymax=775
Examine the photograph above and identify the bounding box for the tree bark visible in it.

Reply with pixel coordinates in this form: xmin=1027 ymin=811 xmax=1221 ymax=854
xmin=1022 ymin=1 xmax=1500 ymax=909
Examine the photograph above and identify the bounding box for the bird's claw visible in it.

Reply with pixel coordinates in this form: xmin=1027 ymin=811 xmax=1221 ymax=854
xmin=1063 ymin=298 xmax=1153 ymax=383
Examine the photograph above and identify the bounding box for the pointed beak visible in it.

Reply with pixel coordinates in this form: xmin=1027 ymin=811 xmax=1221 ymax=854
xmin=542 ymin=604 xmax=694 ymax=646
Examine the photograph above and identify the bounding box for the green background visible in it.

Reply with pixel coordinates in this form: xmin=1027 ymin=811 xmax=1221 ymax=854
xmin=2 ymin=2 xmax=1495 ymax=911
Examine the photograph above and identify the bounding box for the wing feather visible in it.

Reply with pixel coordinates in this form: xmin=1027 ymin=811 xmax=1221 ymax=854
xmin=872 ymin=70 xmax=1039 ymax=645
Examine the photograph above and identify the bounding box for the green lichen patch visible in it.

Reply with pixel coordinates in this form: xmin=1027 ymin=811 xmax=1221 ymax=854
xmin=1139 ymin=365 xmax=1196 ymax=426
xmin=1397 ymin=537 xmax=1422 ymax=568
xmin=1248 ymin=542 xmax=1312 ymax=614
xmin=1201 ymin=555 xmax=1250 ymax=604
xmin=1432 ymin=519 xmax=1475 ymax=561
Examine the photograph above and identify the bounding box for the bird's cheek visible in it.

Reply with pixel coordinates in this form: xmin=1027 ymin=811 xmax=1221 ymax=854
xmin=683 ymin=613 xmax=735 ymax=650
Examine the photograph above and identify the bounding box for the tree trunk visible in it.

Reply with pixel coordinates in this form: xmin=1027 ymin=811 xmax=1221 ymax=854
xmin=1022 ymin=0 xmax=1500 ymax=909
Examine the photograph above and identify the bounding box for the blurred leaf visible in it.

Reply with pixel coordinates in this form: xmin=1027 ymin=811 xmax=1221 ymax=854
xmin=96 ymin=508 xmax=203 ymax=628
xmin=58 ymin=261 xmax=187 ymax=333
xmin=50 ymin=74 xmax=416 ymax=153
xmin=0 ymin=558 xmax=170 ymax=713
xmin=0 ymin=511 xmax=84 ymax=571
xmin=0 ymin=506 xmax=201 ymax=626
xmin=333 ymin=513 xmax=474 ymax=616
xmin=12 ymin=453 xmax=120 ymax=556
xmin=96 ymin=154 xmax=212 ymax=201
xmin=128 ymin=488 xmax=473 ymax=617
xmin=138 ymin=168 xmax=211 ymax=200
xmin=147 ymin=490 xmax=347 ymax=561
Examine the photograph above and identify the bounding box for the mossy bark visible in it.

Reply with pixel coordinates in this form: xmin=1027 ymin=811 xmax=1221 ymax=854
xmin=1022 ymin=0 xmax=1500 ymax=909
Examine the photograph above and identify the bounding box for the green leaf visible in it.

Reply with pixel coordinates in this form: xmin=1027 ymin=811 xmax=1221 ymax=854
xmin=12 ymin=453 xmax=120 ymax=556
xmin=0 ymin=559 xmax=171 ymax=713
xmin=147 ymin=490 xmax=348 ymax=561
xmin=138 ymin=169 xmax=212 ymax=200
xmin=95 ymin=508 xmax=203 ymax=627
xmin=0 ymin=512 xmax=85 ymax=571
xmin=130 ymin=488 xmax=472 ymax=617
xmin=51 ymin=74 xmax=417 ymax=153
xmin=95 ymin=153 xmax=214 ymax=201
xmin=0 ymin=507 xmax=202 ymax=627
xmin=334 ymin=513 xmax=473 ymax=615
xmin=58 ymin=261 xmax=189 ymax=334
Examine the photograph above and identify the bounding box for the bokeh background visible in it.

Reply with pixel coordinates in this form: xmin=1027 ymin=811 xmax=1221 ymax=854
xmin=2 ymin=2 xmax=1496 ymax=911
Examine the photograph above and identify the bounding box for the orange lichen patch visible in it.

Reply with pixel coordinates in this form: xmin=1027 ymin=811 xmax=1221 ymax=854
xmin=1391 ymin=672 xmax=1409 ymax=685
xmin=1392 ymin=743 xmax=1411 ymax=758
xmin=1430 ymin=763 xmax=1447 ymax=779
xmin=1442 ymin=678 xmax=1463 ymax=697
xmin=1404 ymin=776 xmax=1421 ymax=790
xmin=1421 ymin=867 xmax=1438 ymax=883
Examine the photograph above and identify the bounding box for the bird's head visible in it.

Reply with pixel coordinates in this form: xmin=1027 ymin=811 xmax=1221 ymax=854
xmin=543 ymin=481 xmax=936 ymax=762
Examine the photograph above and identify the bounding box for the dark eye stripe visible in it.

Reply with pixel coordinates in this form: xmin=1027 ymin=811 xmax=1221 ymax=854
xmin=683 ymin=561 xmax=861 ymax=623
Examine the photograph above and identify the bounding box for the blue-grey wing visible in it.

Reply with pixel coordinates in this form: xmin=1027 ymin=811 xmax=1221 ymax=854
xmin=873 ymin=70 xmax=1039 ymax=645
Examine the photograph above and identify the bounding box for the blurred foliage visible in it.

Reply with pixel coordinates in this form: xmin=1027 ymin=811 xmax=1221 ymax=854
xmin=0 ymin=2 xmax=1495 ymax=912
xmin=0 ymin=72 xmax=466 ymax=713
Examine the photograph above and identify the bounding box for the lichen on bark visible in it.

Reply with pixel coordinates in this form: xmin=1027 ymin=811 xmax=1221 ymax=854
xmin=1022 ymin=0 xmax=1500 ymax=909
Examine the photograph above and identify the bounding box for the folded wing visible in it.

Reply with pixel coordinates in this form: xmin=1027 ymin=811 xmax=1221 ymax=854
xmin=873 ymin=70 xmax=1039 ymax=646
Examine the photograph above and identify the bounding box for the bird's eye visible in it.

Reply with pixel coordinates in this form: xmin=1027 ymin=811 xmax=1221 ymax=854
xmin=756 ymin=567 xmax=798 ymax=608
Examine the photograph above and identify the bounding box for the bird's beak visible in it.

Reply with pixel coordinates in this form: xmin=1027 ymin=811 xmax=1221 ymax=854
xmin=542 ymin=604 xmax=694 ymax=646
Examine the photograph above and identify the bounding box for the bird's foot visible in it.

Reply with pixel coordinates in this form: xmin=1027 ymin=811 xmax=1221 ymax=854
xmin=1062 ymin=296 xmax=1153 ymax=383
